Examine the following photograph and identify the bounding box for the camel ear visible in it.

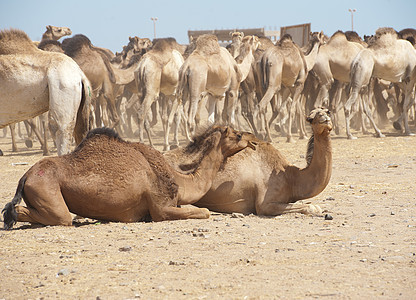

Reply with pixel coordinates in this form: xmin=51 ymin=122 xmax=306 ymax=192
xmin=46 ymin=25 xmax=52 ymax=31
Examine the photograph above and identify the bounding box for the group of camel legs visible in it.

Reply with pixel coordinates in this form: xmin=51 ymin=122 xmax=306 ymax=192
xmin=3 ymin=26 xmax=416 ymax=157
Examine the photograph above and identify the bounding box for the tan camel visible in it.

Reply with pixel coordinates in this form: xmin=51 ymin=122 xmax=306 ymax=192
xmin=256 ymin=33 xmax=325 ymax=143
xmin=0 ymin=29 xmax=90 ymax=156
xmin=312 ymin=31 xmax=366 ymax=131
xmin=134 ymin=38 xmax=185 ymax=150
xmin=41 ymin=25 xmax=72 ymax=42
xmin=2 ymin=125 xmax=256 ymax=229
xmin=178 ymin=34 xmax=242 ymax=137
xmin=166 ymin=108 xmax=331 ymax=216
xmin=345 ymin=27 xmax=416 ymax=138
xmin=62 ymin=34 xmax=124 ymax=129
xmin=227 ymin=31 xmax=244 ymax=58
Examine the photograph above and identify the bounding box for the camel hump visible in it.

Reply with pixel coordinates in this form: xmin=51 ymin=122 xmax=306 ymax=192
xmin=85 ymin=127 xmax=121 ymax=141
xmin=0 ymin=28 xmax=37 ymax=54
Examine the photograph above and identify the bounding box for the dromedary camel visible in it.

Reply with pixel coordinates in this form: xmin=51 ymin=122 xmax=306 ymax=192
xmin=256 ymin=33 xmax=325 ymax=143
xmin=344 ymin=27 xmax=416 ymax=138
xmin=2 ymin=125 xmax=256 ymax=229
xmin=166 ymin=108 xmax=332 ymax=215
xmin=178 ymin=34 xmax=242 ymax=137
xmin=41 ymin=25 xmax=72 ymax=42
xmin=227 ymin=31 xmax=244 ymax=58
xmin=0 ymin=29 xmax=90 ymax=156
xmin=134 ymin=38 xmax=184 ymax=151
xmin=312 ymin=31 xmax=366 ymax=135
xmin=62 ymin=34 xmax=134 ymax=129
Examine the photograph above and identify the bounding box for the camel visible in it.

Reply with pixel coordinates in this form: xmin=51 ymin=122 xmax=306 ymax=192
xmin=0 ymin=29 xmax=91 ymax=156
xmin=134 ymin=38 xmax=185 ymax=150
xmin=311 ymin=30 xmax=366 ymax=135
xmin=62 ymin=34 xmax=127 ymax=129
xmin=344 ymin=27 xmax=416 ymax=138
xmin=2 ymin=125 xmax=256 ymax=229
xmin=227 ymin=31 xmax=244 ymax=58
xmin=41 ymin=25 xmax=72 ymax=42
xmin=256 ymin=33 xmax=325 ymax=143
xmin=178 ymin=34 xmax=243 ymax=137
xmin=8 ymin=27 xmax=71 ymax=154
xmin=166 ymin=108 xmax=332 ymax=216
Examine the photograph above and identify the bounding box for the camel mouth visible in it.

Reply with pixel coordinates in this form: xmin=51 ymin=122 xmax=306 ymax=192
xmin=247 ymin=141 xmax=258 ymax=150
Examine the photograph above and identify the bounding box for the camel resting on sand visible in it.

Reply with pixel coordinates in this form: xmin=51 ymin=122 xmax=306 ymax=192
xmin=166 ymin=108 xmax=332 ymax=216
xmin=2 ymin=126 xmax=256 ymax=229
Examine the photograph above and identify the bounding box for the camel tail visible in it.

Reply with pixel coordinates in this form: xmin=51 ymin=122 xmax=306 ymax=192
xmin=74 ymin=76 xmax=92 ymax=145
xmin=2 ymin=175 xmax=27 ymax=230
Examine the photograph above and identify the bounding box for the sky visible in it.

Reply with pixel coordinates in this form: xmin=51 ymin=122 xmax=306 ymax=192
xmin=1 ymin=0 xmax=415 ymax=53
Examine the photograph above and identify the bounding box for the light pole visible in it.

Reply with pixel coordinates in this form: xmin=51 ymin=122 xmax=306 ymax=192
xmin=151 ymin=17 xmax=158 ymax=39
xmin=348 ymin=9 xmax=356 ymax=31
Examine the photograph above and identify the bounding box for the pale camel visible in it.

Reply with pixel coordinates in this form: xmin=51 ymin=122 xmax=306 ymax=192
xmin=345 ymin=27 xmax=416 ymax=138
xmin=256 ymin=33 xmax=325 ymax=143
xmin=227 ymin=31 xmax=244 ymax=58
xmin=239 ymin=36 xmax=275 ymax=136
xmin=166 ymin=108 xmax=332 ymax=216
xmin=0 ymin=29 xmax=91 ymax=156
xmin=312 ymin=30 xmax=366 ymax=135
xmin=134 ymin=38 xmax=185 ymax=150
xmin=2 ymin=125 xmax=256 ymax=229
xmin=268 ymin=31 xmax=326 ymax=141
xmin=178 ymin=34 xmax=242 ymax=137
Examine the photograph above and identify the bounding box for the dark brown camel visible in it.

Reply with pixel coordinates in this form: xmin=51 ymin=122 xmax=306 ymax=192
xmin=2 ymin=125 xmax=256 ymax=229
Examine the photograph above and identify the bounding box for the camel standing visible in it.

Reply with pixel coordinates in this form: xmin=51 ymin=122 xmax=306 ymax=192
xmin=166 ymin=108 xmax=332 ymax=216
xmin=0 ymin=29 xmax=90 ymax=156
xmin=345 ymin=27 xmax=416 ymax=138
xmin=134 ymin=38 xmax=185 ymax=150
xmin=2 ymin=126 xmax=256 ymax=229
xmin=177 ymin=34 xmax=242 ymax=137
xmin=227 ymin=31 xmax=244 ymax=58
xmin=62 ymin=34 xmax=122 ymax=129
xmin=256 ymin=33 xmax=325 ymax=143
xmin=312 ymin=31 xmax=366 ymax=135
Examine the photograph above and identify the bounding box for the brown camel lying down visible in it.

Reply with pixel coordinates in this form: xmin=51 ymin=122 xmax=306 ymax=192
xmin=2 ymin=126 xmax=256 ymax=229
xmin=165 ymin=108 xmax=332 ymax=216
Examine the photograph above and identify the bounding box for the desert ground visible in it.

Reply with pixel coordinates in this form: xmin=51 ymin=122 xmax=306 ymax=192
xmin=0 ymin=119 xmax=415 ymax=299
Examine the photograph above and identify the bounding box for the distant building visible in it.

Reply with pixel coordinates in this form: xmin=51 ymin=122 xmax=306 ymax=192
xmin=187 ymin=27 xmax=280 ymax=45
xmin=188 ymin=23 xmax=311 ymax=47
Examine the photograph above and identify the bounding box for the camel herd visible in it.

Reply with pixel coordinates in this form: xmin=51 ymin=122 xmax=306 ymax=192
xmin=1 ymin=24 xmax=415 ymax=228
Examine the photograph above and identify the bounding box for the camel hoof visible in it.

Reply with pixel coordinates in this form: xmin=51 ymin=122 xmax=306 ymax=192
xmin=393 ymin=121 xmax=402 ymax=131
xmin=25 ymin=139 xmax=33 ymax=148
xmin=0 ymin=149 xmax=3 ymax=156
xmin=347 ymin=135 xmax=357 ymax=140
xmin=163 ymin=145 xmax=170 ymax=151
xmin=170 ymin=144 xmax=179 ymax=150
xmin=376 ymin=133 xmax=385 ymax=138
xmin=404 ymin=132 xmax=415 ymax=136
xmin=286 ymin=137 xmax=295 ymax=143
xmin=306 ymin=204 xmax=323 ymax=215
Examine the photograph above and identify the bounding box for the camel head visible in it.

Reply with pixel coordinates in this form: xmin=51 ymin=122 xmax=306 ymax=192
xmin=306 ymin=108 xmax=332 ymax=135
xmin=217 ymin=126 xmax=258 ymax=157
xmin=45 ymin=25 xmax=72 ymax=41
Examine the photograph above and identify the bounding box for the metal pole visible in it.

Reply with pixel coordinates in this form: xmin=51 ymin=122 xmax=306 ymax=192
xmin=348 ymin=9 xmax=356 ymax=31
xmin=151 ymin=17 xmax=158 ymax=39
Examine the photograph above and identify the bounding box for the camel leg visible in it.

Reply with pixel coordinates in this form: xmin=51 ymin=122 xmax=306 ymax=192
xmin=257 ymin=201 xmax=323 ymax=216
xmin=9 ymin=124 xmax=18 ymax=152
xmin=344 ymin=89 xmax=360 ymax=140
xmin=286 ymin=84 xmax=304 ymax=143
xmin=15 ymin=181 xmax=73 ymax=226
xmin=361 ymin=94 xmax=384 ymax=138
xmin=149 ymin=204 xmax=210 ymax=222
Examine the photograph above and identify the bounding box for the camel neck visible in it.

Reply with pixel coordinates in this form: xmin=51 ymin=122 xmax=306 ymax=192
xmin=304 ymin=41 xmax=321 ymax=72
xmin=175 ymin=144 xmax=224 ymax=205
xmin=289 ymin=133 xmax=332 ymax=201
xmin=237 ymin=49 xmax=254 ymax=82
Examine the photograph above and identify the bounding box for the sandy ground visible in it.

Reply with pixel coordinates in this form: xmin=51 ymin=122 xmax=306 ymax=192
xmin=0 ymin=120 xmax=415 ymax=299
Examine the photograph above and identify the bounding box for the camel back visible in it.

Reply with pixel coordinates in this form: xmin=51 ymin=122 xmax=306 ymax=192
xmin=0 ymin=29 xmax=38 ymax=54
xmin=195 ymin=34 xmax=221 ymax=55
xmin=368 ymin=27 xmax=398 ymax=49
xmin=62 ymin=34 xmax=92 ymax=57
xmin=73 ymin=128 xmax=178 ymax=199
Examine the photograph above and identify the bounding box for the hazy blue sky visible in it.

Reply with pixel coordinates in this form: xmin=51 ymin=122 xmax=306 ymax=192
xmin=1 ymin=0 xmax=414 ymax=53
